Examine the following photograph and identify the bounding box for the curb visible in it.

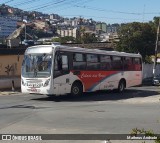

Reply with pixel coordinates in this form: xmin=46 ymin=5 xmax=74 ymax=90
xmin=0 ymin=91 xmax=21 ymax=96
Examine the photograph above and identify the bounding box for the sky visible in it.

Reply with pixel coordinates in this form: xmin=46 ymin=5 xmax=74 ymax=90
xmin=1 ymin=0 xmax=160 ymax=24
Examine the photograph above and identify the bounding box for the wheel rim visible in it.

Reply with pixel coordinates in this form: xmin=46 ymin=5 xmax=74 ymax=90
xmin=72 ymin=86 xmax=79 ymax=95
xmin=119 ymin=82 xmax=124 ymax=91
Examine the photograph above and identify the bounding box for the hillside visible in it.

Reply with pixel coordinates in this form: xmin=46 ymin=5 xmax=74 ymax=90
xmin=0 ymin=4 xmax=50 ymax=20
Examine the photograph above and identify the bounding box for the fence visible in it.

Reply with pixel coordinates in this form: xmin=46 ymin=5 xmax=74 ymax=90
xmin=143 ymin=63 xmax=160 ymax=79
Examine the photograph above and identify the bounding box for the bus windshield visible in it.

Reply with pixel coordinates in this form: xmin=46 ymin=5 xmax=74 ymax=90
xmin=22 ymin=54 xmax=52 ymax=78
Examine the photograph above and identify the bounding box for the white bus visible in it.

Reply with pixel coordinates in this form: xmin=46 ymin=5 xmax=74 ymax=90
xmin=21 ymin=44 xmax=142 ymax=96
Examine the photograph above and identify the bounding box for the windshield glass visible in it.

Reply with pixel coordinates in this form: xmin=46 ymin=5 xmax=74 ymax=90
xmin=22 ymin=54 xmax=52 ymax=78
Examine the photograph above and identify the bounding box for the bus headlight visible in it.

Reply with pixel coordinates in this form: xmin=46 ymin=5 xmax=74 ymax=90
xmin=44 ymin=79 xmax=50 ymax=87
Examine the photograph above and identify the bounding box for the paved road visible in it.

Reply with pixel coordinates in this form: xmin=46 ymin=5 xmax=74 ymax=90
xmin=0 ymin=86 xmax=159 ymax=143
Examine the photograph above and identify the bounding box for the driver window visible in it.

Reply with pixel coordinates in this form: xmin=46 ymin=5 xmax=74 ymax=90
xmin=61 ymin=55 xmax=68 ymax=70
xmin=54 ymin=52 xmax=69 ymax=77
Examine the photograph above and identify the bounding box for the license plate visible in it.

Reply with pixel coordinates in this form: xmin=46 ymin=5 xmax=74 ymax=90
xmin=27 ymin=83 xmax=41 ymax=88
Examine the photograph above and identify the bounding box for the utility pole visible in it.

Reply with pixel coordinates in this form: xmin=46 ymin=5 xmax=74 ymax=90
xmin=23 ymin=19 xmax=27 ymax=41
xmin=142 ymin=4 xmax=145 ymax=23
xmin=25 ymin=23 xmax=26 ymax=41
xmin=153 ymin=17 xmax=160 ymax=78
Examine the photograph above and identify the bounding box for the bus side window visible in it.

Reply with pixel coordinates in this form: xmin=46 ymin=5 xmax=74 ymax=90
xmin=86 ymin=54 xmax=100 ymax=70
xmin=73 ymin=53 xmax=86 ymax=70
xmin=100 ymin=55 xmax=112 ymax=70
xmin=54 ymin=52 xmax=69 ymax=77
xmin=123 ymin=57 xmax=133 ymax=71
xmin=133 ymin=57 xmax=142 ymax=71
xmin=112 ymin=56 xmax=123 ymax=70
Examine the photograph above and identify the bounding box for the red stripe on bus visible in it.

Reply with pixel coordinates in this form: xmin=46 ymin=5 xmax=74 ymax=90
xmin=72 ymin=71 xmax=118 ymax=91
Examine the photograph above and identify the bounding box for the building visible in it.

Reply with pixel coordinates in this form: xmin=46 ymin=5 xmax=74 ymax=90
xmin=0 ymin=16 xmax=17 ymax=38
xmin=50 ymin=14 xmax=61 ymax=20
xmin=57 ymin=28 xmax=78 ymax=38
xmin=109 ymin=33 xmax=119 ymax=42
xmin=63 ymin=18 xmax=72 ymax=26
xmin=0 ymin=48 xmax=25 ymax=89
xmin=99 ymin=33 xmax=110 ymax=42
xmin=107 ymin=24 xmax=119 ymax=33
xmin=96 ymin=22 xmax=107 ymax=33
xmin=71 ymin=19 xmax=79 ymax=27
xmin=33 ymin=20 xmax=46 ymax=30
xmin=99 ymin=33 xmax=119 ymax=42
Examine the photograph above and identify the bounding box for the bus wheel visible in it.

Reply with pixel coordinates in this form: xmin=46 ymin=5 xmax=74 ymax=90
xmin=71 ymin=82 xmax=83 ymax=96
xmin=118 ymin=80 xmax=125 ymax=93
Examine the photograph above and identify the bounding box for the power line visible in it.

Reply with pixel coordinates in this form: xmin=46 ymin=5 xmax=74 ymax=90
xmin=35 ymin=0 xmax=77 ymax=11
xmin=72 ymin=5 xmax=160 ymax=16
xmin=31 ymin=0 xmax=67 ymax=11
xmin=3 ymin=0 xmax=14 ymax=4
xmin=29 ymin=0 xmax=86 ymax=12
xmin=3 ymin=0 xmax=160 ymax=16
xmin=19 ymin=0 xmax=94 ymax=12
xmin=24 ymin=0 xmax=58 ymax=10
xmin=143 ymin=12 xmax=160 ymax=15
xmin=12 ymin=0 xmax=41 ymax=7
xmin=1 ymin=0 xmax=159 ymax=24
xmin=73 ymin=5 xmax=142 ymax=15
xmin=60 ymin=14 xmax=143 ymax=21
xmin=55 ymin=0 xmax=95 ymax=12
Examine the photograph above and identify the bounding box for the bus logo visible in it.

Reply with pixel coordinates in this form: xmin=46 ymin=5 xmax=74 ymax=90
xmin=2 ymin=135 xmax=12 ymax=140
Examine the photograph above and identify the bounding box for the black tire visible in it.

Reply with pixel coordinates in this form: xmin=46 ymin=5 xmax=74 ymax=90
xmin=118 ymin=80 xmax=125 ymax=93
xmin=71 ymin=82 xmax=83 ymax=96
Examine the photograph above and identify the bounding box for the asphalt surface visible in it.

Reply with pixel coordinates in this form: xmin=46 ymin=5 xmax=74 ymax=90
xmin=0 ymin=86 xmax=159 ymax=143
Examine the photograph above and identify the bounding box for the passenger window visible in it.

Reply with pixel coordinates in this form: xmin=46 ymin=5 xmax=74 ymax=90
xmin=124 ymin=57 xmax=133 ymax=70
xmin=112 ymin=56 xmax=123 ymax=70
xmin=86 ymin=54 xmax=100 ymax=70
xmin=73 ymin=53 xmax=85 ymax=62
xmin=87 ymin=54 xmax=98 ymax=62
xmin=73 ymin=53 xmax=86 ymax=70
xmin=100 ymin=55 xmax=112 ymax=70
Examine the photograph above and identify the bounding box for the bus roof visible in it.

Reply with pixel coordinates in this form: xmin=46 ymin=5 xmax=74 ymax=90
xmin=56 ymin=45 xmax=141 ymax=58
xmin=26 ymin=44 xmax=141 ymax=58
xmin=25 ymin=45 xmax=53 ymax=54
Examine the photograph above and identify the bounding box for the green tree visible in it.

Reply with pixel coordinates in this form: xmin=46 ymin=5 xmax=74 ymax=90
xmin=116 ymin=22 xmax=156 ymax=61
xmin=81 ymin=33 xmax=98 ymax=43
xmin=34 ymin=30 xmax=53 ymax=38
xmin=52 ymin=37 xmax=61 ymax=43
xmin=52 ymin=36 xmax=76 ymax=44
xmin=76 ymin=27 xmax=98 ymax=43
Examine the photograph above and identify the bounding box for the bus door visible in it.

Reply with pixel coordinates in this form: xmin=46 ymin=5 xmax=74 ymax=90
xmin=53 ymin=51 xmax=70 ymax=95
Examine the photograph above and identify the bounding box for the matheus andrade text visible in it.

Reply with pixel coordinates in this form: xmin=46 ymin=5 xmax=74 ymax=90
xmin=12 ymin=135 xmax=42 ymax=141
xmin=127 ymin=135 xmax=158 ymax=140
